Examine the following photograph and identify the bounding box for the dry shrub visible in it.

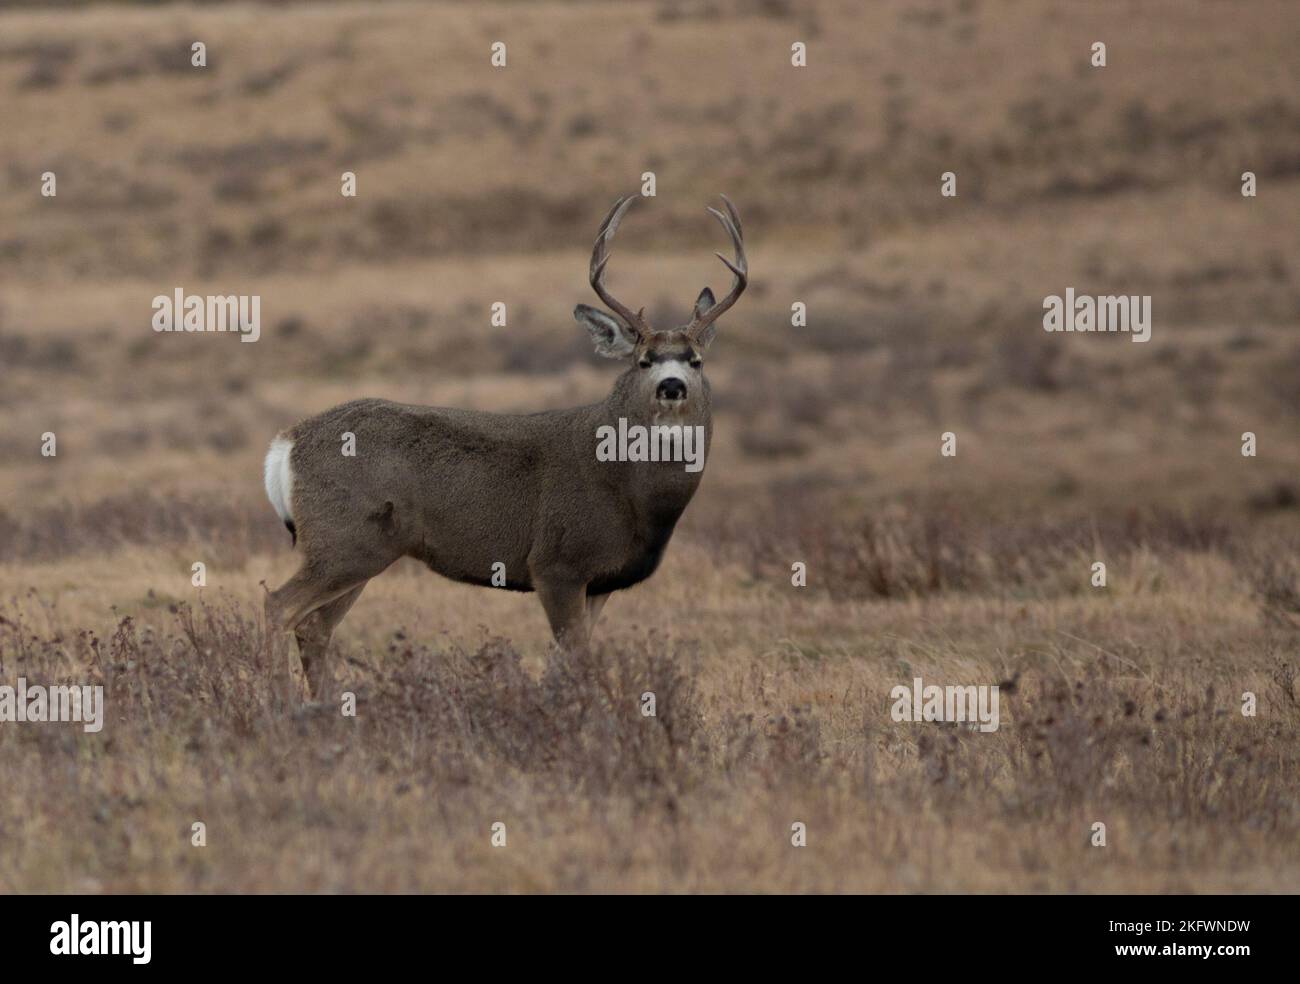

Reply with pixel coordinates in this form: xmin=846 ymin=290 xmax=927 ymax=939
xmin=726 ymin=500 xmax=1246 ymax=600
xmin=2 ymin=594 xmax=1299 ymax=891
xmin=1248 ymin=552 xmax=1300 ymax=628
xmin=1012 ymin=672 xmax=1294 ymax=825
xmin=0 ymin=493 xmax=283 ymax=565
xmin=368 ymin=633 xmax=709 ymax=802
xmin=0 ymin=596 xmax=830 ymax=805
xmin=7 ymin=599 xmax=714 ymax=803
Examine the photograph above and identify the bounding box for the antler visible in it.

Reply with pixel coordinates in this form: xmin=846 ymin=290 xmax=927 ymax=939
xmin=589 ymin=194 xmax=650 ymax=335
xmin=688 ymin=194 xmax=747 ymax=339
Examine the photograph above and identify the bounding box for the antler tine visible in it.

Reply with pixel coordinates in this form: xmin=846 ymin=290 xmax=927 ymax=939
xmin=589 ymin=195 xmax=648 ymax=333
xmin=690 ymin=195 xmax=748 ymax=337
xmin=719 ymin=193 xmax=743 ymax=238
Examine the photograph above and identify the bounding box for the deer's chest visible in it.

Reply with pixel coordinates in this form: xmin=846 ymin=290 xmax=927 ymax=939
xmin=586 ymin=500 xmax=686 ymax=595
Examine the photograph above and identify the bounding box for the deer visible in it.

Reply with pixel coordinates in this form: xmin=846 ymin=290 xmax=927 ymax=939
xmin=262 ymin=194 xmax=747 ymax=698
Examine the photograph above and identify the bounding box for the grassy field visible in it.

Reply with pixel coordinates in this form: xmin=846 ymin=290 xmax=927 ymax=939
xmin=0 ymin=0 xmax=1298 ymax=892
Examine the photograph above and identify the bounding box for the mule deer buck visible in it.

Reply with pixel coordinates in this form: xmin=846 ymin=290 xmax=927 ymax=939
xmin=262 ymin=194 xmax=748 ymax=697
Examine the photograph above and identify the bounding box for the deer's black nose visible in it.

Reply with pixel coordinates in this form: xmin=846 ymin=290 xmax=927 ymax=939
xmin=656 ymin=377 xmax=687 ymax=401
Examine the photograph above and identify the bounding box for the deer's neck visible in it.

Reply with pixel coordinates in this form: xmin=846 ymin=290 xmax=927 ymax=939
xmin=587 ymin=376 xmax=712 ymax=516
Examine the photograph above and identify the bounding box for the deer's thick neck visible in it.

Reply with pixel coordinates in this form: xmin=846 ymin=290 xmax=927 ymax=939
xmin=586 ymin=378 xmax=712 ymax=516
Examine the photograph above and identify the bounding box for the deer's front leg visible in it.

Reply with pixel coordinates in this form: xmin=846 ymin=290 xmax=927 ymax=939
xmin=584 ymin=593 xmax=609 ymax=644
xmin=534 ymin=578 xmax=590 ymax=650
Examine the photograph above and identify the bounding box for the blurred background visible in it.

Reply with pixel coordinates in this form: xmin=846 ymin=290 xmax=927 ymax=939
xmin=1 ymin=0 xmax=1298 ymax=571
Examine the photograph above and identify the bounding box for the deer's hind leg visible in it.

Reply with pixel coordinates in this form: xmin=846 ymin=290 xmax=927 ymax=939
xmin=265 ymin=568 xmax=368 ymax=700
xmin=266 ymin=513 xmax=404 ymax=700
xmin=293 ymin=583 xmax=366 ymax=700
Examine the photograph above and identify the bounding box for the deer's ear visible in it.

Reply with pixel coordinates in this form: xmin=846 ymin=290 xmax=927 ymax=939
xmin=694 ymin=287 xmax=716 ymax=320
xmin=575 ymin=304 xmax=638 ymax=359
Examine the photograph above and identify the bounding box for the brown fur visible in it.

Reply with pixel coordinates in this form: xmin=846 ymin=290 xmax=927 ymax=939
xmin=264 ymin=197 xmax=746 ymax=698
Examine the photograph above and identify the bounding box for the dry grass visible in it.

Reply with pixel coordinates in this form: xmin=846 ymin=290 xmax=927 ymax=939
xmin=3 ymin=534 xmax=1299 ymax=892
xmin=2 ymin=500 xmax=1299 ymax=892
xmin=0 ymin=0 xmax=1298 ymax=892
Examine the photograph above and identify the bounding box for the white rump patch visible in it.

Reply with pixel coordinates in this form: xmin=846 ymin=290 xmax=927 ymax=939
xmin=263 ymin=437 xmax=295 ymax=524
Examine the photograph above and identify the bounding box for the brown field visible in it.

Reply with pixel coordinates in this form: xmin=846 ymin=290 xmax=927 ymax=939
xmin=1 ymin=0 xmax=1298 ymax=892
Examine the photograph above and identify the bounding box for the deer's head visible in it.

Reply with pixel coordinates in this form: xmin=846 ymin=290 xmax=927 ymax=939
xmin=575 ymin=194 xmax=747 ymax=415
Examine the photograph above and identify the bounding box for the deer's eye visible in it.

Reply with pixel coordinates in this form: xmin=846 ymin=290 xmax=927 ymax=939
xmin=689 ymin=357 xmax=703 ymax=368
xmin=638 ymin=357 xmax=652 ymax=369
